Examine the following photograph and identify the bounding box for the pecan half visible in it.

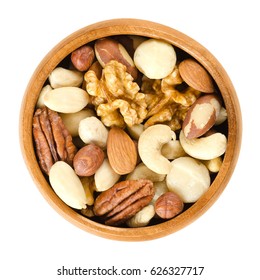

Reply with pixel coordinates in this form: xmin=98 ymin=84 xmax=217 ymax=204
xmin=32 ymin=107 xmax=77 ymax=174
xmin=93 ymin=179 xmax=154 ymax=226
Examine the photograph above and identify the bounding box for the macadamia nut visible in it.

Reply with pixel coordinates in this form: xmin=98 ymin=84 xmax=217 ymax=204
xmin=166 ymin=157 xmax=210 ymax=203
xmin=134 ymin=39 xmax=176 ymax=79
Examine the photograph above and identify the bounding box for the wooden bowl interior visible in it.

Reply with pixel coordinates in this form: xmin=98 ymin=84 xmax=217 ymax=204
xmin=19 ymin=19 xmax=242 ymax=241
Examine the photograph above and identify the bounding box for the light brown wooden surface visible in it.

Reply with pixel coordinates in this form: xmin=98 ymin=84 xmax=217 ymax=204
xmin=19 ymin=18 xmax=242 ymax=241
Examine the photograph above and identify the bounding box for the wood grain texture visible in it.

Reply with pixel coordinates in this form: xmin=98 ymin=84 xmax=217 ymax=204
xmin=19 ymin=18 xmax=242 ymax=241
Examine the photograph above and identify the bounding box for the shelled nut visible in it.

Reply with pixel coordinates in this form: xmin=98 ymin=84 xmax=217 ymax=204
xmin=155 ymin=192 xmax=184 ymax=219
xmin=95 ymin=37 xmax=138 ymax=79
xmin=93 ymin=179 xmax=154 ymax=226
xmin=73 ymin=144 xmax=105 ymax=176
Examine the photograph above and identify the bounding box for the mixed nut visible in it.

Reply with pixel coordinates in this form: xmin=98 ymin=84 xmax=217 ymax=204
xmin=32 ymin=34 xmax=228 ymax=227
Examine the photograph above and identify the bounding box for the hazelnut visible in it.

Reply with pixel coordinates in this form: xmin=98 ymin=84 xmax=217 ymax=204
xmin=155 ymin=192 xmax=184 ymax=219
xmin=73 ymin=144 xmax=104 ymax=176
xmin=71 ymin=45 xmax=95 ymax=71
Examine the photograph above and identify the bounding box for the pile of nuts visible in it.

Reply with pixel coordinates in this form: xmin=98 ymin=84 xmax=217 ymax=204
xmin=32 ymin=35 xmax=228 ymax=227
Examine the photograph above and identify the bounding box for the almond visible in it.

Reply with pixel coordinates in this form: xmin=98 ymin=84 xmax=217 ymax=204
xmin=179 ymin=58 xmax=214 ymax=93
xmin=107 ymin=127 xmax=137 ymax=175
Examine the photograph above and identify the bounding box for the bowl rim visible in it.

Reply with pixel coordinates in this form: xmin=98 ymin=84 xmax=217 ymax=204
xmin=19 ymin=18 xmax=242 ymax=241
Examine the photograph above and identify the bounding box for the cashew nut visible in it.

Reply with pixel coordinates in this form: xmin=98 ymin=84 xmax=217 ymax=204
xmin=78 ymin=116 xmax=108 ymax=149
xmin=94 ymin=159 xmax=121 ymax=192
xmin=126 ymin=205 xmax=155 ymax=228
xmin=179 ymin=130 xmax=227 ymax=160
xmin=138 ymin=124 xmax=176 ymax=174
xmin=126 ymin=163 xmax=165 ymax=182
xmin=166 ymin=157 xmax=210 ymax=203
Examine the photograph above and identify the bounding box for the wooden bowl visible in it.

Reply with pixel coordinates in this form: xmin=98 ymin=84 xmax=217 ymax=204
xmin=19 ymin=19 xmax=242 ymax=241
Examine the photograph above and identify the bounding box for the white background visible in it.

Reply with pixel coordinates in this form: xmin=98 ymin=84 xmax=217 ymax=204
xmin=1 ymin=0 xmax=259 ymax=279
